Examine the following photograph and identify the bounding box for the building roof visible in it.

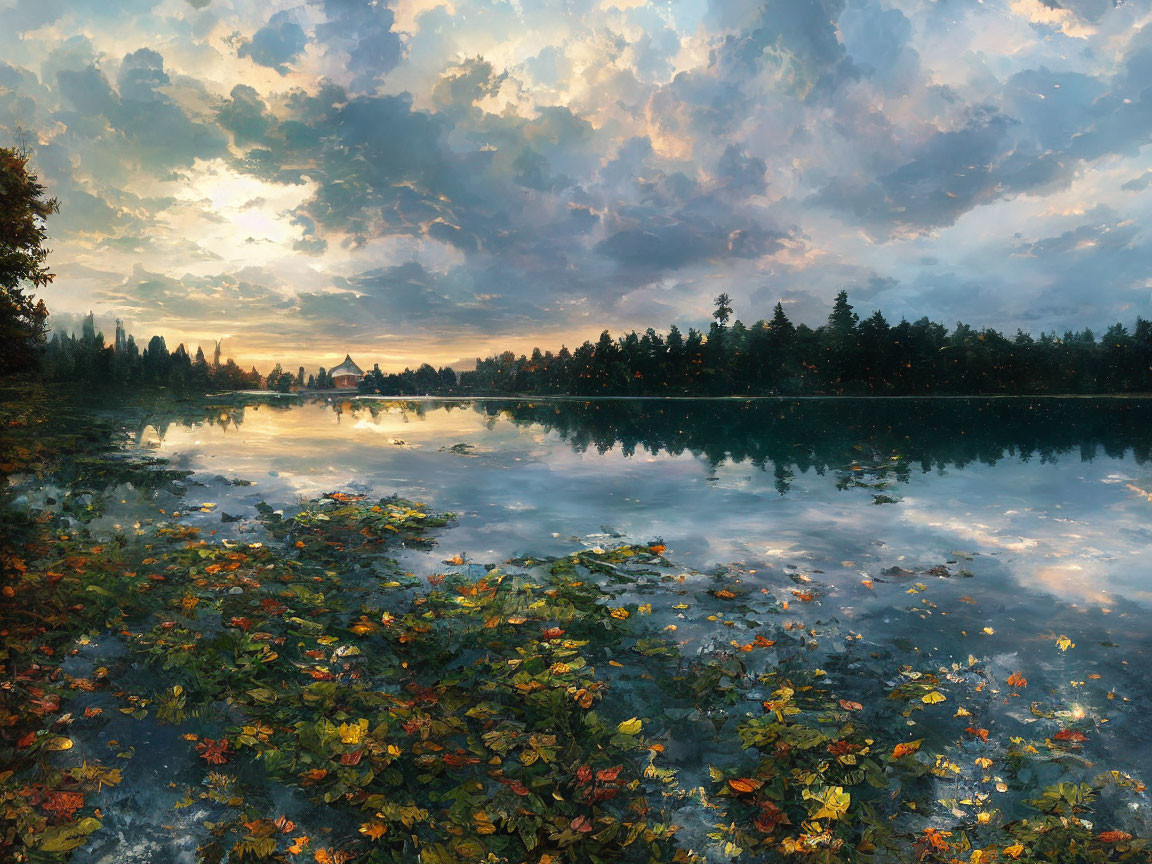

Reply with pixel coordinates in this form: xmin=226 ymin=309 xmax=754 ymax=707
xmin=328 ymin=355 xmax=364 ymax=378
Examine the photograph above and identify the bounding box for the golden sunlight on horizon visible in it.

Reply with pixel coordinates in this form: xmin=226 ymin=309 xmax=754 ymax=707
xmin=87 ymin=324 xmax=633 ymax=376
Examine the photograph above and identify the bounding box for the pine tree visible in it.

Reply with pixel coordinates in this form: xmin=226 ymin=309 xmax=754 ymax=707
xmin=712 ymin=293 xmax=733 ymax=328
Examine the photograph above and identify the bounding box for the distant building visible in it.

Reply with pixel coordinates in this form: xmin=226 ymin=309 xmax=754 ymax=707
xmin=328 ymin=354 xmax=364 ymax=389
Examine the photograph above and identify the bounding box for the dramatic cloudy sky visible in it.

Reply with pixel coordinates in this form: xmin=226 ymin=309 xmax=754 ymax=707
xmin=2 ymin=0 xmax=1151 ymax=369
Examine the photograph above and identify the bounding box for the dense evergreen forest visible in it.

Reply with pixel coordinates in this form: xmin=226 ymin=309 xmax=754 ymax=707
xmin=362 ymin=292 xmax=1152 ymax=397
xmin=41 ymin=314 xmax=262 ymax=392
xmin=38 ymin=292 xmax=1152 ymax=398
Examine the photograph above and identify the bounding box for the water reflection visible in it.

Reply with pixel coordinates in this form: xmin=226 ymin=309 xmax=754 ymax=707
xmin=110 ymin=394 xmax=1152 ymax=818
xmin=475 ymin=396 xmax=1152 ymax=490
xmin=132 ymin=394 xmax=1152 ymax=494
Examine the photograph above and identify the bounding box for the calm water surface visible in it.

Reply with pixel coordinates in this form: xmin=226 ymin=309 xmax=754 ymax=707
xmin=132 ymin=396 xmax=1152 ymax=762
xmin=75 ymin=395 xmax=1152 ymax=860
xmin=141 ymin=396 xmax=1152 ymax=605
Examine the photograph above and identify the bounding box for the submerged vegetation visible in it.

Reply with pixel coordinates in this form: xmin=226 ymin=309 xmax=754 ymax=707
xmin=0 ymin=386 xmax=1148 ymax=863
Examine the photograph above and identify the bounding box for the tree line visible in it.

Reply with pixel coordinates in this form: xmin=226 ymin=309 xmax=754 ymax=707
xmin=41 ymin=314 xmax=262 ymax=392
xmin=443 ymin=292 xmax=1152 ymax=396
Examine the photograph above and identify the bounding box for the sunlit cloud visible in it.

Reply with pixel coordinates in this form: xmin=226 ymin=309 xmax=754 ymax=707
xmin=0 ymin=0 xmax=1149 ymax=369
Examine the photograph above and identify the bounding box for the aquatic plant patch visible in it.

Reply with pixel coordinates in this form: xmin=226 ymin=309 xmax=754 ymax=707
xmin=0 ymin=391 xmax=1147 ymax=863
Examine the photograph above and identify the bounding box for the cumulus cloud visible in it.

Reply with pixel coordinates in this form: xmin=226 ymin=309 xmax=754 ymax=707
xmin=312 ymin=0 xmax=404 ymax=91
xmin=238 ymin=10 xmax=309 ymax=75
xmin=0 ymin=0 xmax=1148 ymax=367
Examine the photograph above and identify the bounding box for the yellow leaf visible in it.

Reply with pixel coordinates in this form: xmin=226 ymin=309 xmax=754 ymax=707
xmin=1056 ymin=635 xmax=1074 ymax=652
xmin=337 ymin=719 xmax=368 ymax=745
xmin=922 ymin=691 xmax=946 ymax=704
xmin=616 ymin=717 xmax=642 ymax=735
xmin=805 ymin=785 xmax=851 ymax=821
xmin=45 ymin=737 xmax=74 ymax=751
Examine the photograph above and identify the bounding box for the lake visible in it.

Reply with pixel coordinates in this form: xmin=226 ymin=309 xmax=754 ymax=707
xmin=58 ymin=395 xmax=1152 ymax=861
xmin=138 ymin=395 xmax=1152 ymax=602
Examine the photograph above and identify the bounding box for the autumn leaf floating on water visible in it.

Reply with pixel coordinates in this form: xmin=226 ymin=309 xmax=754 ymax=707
xmin=359 ymin=821 xmax=387 ymax=840
xmin=892 ymin=740 xmax=922 ymax=759
xmin=195 ymin=738 xmax=230 ymax=764
xmin=803 ymin=785 xmax=851 ymax=821
xmin=4 ymin=394 xmax=1150 ymax=864
xmin=1098 ymin=831 xmax=1133 ymax=843
xmin=616 ymin=717 xmax=642 ymax=735
xmin=728 ymin=777 xmax=764 ymax=794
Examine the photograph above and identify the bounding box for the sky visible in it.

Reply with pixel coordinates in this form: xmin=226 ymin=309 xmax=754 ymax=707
xmin=1 ymin=0 xmax=1151 ymax=371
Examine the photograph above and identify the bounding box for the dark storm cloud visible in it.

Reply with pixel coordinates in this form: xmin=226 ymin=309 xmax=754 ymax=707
xmin=715 ymin=144 xmax=767 ymax=195
xmin=432 ymin=57 xmax=508 ymax=112
xmin=56 ymin=64 xmax=118 ymax=117
xmin=54 ymin=50 xmax=227 ymax=171
xmin=811 ymin=105 xmax=1088 ymax=236
xmin=710 ymin=0 xmax=849 ymax=93
xmin=238 ymin=10 xmax=309 ymax=75
xmin=512 ymin=148 xmax=568 ymax=192
xmin=811 ymin=113 xmax=1012 ymax=234
xmin=596 ymin=216 xmax=791 ymax=275
xmin=312 ymin=0 xmax=404 ymax=91
xmin=836 ymin=3 xmax=911 ymax=75
xmin=217 ymin=85 xmax=273 ymax=147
